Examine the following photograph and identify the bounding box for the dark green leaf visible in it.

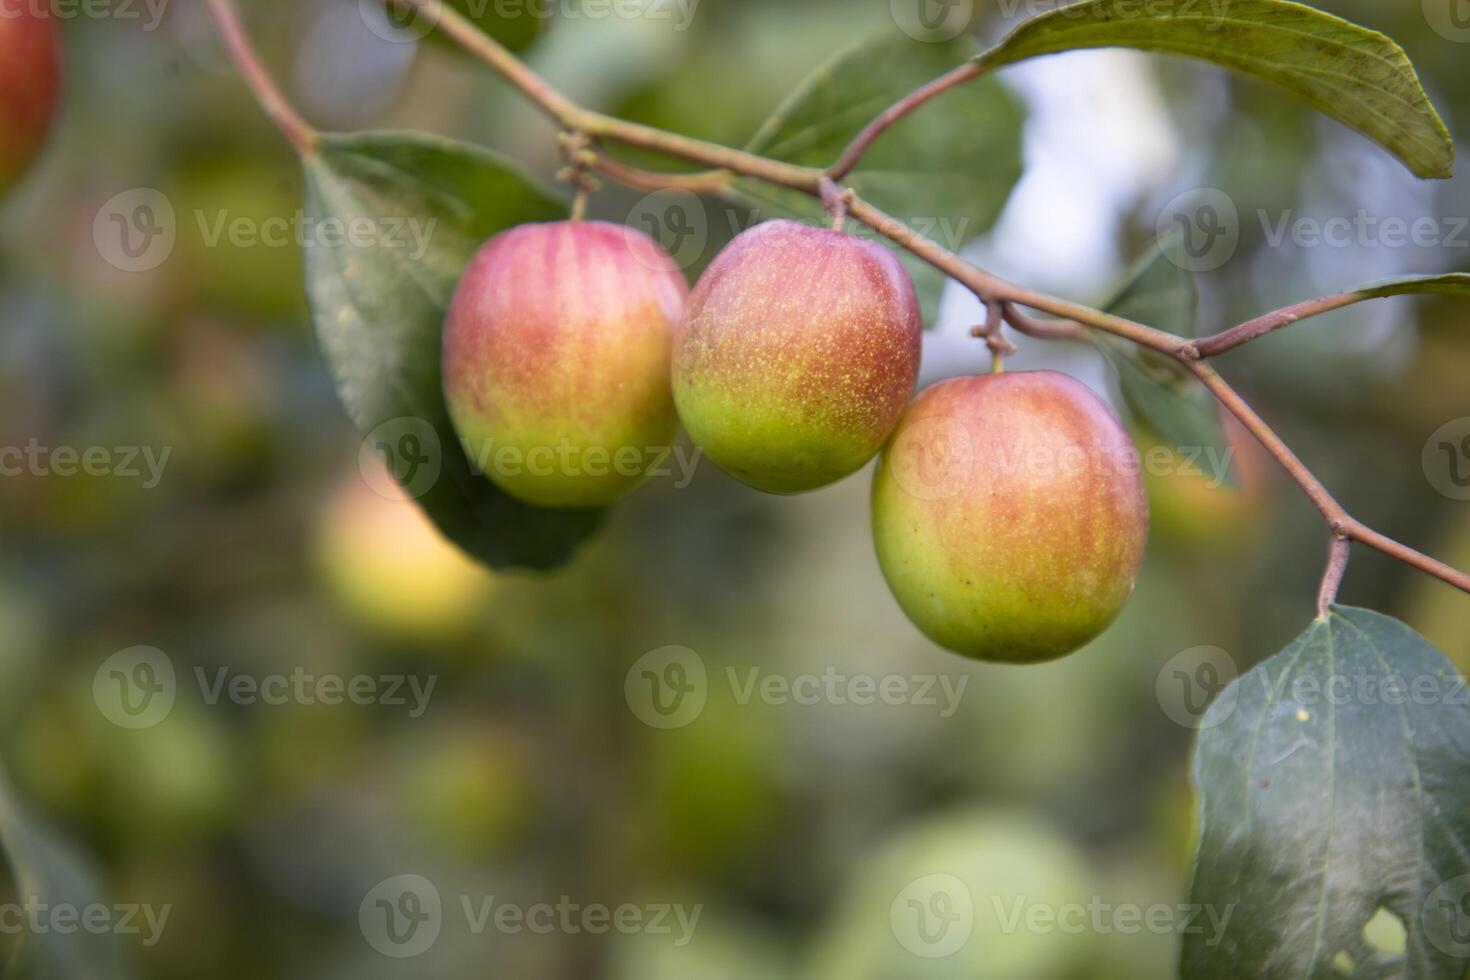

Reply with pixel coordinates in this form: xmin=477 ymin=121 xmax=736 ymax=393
xmin=1354 ymin=272 xmax=1470 ymax=300
xmin=976 ymin=0 xmax=1453 ymax=179
xmin=1184 ymin=607 xmax=1470 ymax=979
xmin=1092 ymin=237 xmax=1237 ymax=487
xmin=0 ymin=771 xmax=132 ymax=979
xmin=302 ymin=131 xmax=602 ymax=570
xmin=726 ymin=33 xmax=1026 ymax=323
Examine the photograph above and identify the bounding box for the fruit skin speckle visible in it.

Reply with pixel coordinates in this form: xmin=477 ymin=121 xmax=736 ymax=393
xmin=0 ymin=0 xmax=60 ymax=196
xmin=443 ymin=220 xmax=688 ymax=509
xmin=871 ymin=371 xmax=1149 ymax=664
xmin=672 ymin=220 xmax=922 ymax=495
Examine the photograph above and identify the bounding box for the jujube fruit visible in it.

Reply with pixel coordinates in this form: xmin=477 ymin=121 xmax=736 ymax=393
xmin=443 ymin=220 xmax=688 ymax=508
xmin=0 ymin=0 xmax=60 ymax=197
xmin=871 ymin=371 xmax=1148 ymax=663
xmin=673 ymin=220 xmax=921 ymax=494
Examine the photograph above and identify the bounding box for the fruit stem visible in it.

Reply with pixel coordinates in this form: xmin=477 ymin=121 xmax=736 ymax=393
xmin=557 ymin=132 xmax=599 ymax=221
xmin=204 ymin=0 xmax=317 ymax=156
xmin=569 ymin=187 xmax=589 ymax=221
xmin=1317 ymin=536 xmax=1351 ymax=619
xmin=970 ymin=300 xmax=1014 ymax=373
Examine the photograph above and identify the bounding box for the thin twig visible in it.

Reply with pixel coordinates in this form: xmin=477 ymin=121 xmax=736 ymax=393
xmin=1001 ymin=303 xmax=1088 ymax=342
xmin=829 ymin=63 xmax=985 ymax=180
xmin=205 ymin=0 xmax=316 ymax=154
xmin=589 ymin=154 xmax=731 ymax=194
xmin=1195 ymin=291 xmax=1366 ymax=357
xmin=1186 ymin=362 xmax=1346 ymax=523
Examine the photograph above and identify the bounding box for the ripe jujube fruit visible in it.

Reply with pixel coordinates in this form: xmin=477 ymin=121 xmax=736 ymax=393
xmin=871 ymin=371 xmax=1148 ymax=663
xmin=673 ymin=220 xmax=922 ymax=494
xmin=0 ymin=0 xmax=60 ymax=196
xmin=443 ymin=220 xmax=688 ymax=508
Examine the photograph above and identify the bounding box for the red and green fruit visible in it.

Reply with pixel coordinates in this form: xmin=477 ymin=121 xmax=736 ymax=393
xmin=443 ymin=220 xmax=688 ymax=508
xmin=673 ymin=220 xmax=922 ymax=494
xmin=871 ymin=371 xmax=1149 ymax=663
xmin=0 ymin=0 xmax=59 ymax=196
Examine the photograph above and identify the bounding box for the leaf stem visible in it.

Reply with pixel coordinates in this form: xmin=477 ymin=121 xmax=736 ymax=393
xmin=828 ymin=62 xmax=985 ymax=180
xmin=1317 ymin=536 xmax=1351 ymax=619
xmin=204 ymin=0 xmax=316 ymax=156
xmin=1195 ymin=292 xmax=1367 ymax=357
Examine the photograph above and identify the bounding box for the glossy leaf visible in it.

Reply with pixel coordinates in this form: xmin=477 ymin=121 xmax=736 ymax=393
xmin=727 ymin=33 xmax=1025 ymax=323
xmin=976 ymin=0 xmax=1453 ymax=179
xmin=301 ymin=131 xmax=602 ymax=570
xmin=1092 ymin=238 xmax=1237 ymax=487
xmin=1184 ymin=607 xmax=1470 ymax=978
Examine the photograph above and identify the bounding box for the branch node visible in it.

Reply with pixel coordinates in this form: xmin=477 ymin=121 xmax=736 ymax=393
xmin=820 ymin=177 xmax=851 ymax=231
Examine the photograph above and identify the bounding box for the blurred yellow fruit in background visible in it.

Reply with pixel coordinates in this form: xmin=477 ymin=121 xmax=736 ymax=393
xmin=315 ymin=462 xmax=495 ymax=640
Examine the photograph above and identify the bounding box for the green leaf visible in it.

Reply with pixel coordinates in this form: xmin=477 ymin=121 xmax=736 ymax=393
xmin=1091 ymin=237 xmax=1237 ymax=487
xmin=1354 ymin=272 xmax=1470 ymax=300
xmin=0 ymin=771 xmax=132 ymax=979
xmin=1184 ymin=607 xmax=1470 ymax=979
xmin=726 ymin=33 xmax=1026 ymax=323
xmin=976 ymin=0 xmax=1453 ymax=180
xmin=302 ymin=131 xmax=602 ymax=570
